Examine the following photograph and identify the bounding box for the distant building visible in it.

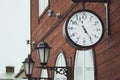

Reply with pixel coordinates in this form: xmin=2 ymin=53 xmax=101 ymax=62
xmin=0 ymin=66 xmax=23 ymax=80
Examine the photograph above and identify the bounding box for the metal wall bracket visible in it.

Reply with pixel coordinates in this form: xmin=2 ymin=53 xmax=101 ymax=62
xmin=26 ymin=40 xmax=36 ymax=46
xmin=36 ymin=66 xmax=71 ymax=80
xmin=72 ymin=0 xmax=111 ymax=36
xmin=48 ymin=9 xmax=61 ymax=18
xmin=104 ymin=2 xmax=111 ymax=36
xmin=31 ymin=77 xmax=52 ymax=80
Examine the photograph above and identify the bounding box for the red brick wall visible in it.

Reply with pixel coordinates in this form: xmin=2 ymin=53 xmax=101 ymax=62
xmin=30 ymin=0 xmax=120 ymax=80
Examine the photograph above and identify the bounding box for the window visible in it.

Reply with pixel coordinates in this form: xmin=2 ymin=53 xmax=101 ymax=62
xmin=74 ymin=49 xmax=95 ymax=80
xmin=54 ymin=52 xmax=67 ymax=80
xmin=39 ymin=0 xmax=48 ymax=16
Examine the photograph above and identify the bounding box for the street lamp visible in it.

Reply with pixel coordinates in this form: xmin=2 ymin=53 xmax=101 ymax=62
xmin=36 ymin=41 xmax=51 ymax=67
xmin=23 ymin=55 xmax=34 ymax=80
xmin=23 ymin=41 xmax=71 ymax=80
xmin=36 ymin=41 xmax=71 ymax=80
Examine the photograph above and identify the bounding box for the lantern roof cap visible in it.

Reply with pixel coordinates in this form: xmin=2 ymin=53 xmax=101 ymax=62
xmin=23 ymin=55 xmax=34 ymax=63
xmin=37 ymin=41 xmax=51 ymax=48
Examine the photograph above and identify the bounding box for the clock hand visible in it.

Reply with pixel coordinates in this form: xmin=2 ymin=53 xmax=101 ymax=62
xmin=82 ymin=25 xmax=87 ymax=33
xmin=81 ymin=21 xmax=93 ymax=43
xmin=81 ymin=25 xmax=93 ymax=43
xmin=81 ymin=21 xmax=86 ymax=33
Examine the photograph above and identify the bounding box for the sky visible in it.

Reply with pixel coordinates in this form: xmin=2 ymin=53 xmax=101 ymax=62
xmin=0 ymin=0 xmax=30 ymax=74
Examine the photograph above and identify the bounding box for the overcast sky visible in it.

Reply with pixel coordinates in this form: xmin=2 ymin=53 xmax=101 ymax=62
xmin=0 ymin=0 xmax=30 ymax=74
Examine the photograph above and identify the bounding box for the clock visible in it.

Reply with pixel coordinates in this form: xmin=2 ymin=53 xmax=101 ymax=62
xmin=63 ymin=9 xmax=104 ymax=50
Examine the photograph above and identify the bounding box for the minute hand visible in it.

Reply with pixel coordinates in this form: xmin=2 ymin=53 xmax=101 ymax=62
xmin=82 ymin=25 xmax=93 ymax=43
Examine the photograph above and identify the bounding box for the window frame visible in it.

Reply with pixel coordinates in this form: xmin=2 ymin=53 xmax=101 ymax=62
xmin=38 ymin=0 xmax=49 ymax=18
xmin=54 ymin=50 xmax=67 ymax=80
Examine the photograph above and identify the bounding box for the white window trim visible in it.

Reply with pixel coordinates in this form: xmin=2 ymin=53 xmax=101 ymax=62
xmin=54 ymin=52 xmax=67 ymax=80
xmin=74 ymin=49 xmax=95 ymax=80
xmin=39 ymin=0 xmax=49 ymax=16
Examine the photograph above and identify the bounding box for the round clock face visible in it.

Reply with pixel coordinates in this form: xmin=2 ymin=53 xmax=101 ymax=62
xmin=63 ymin=10 xmax=104 ymax=49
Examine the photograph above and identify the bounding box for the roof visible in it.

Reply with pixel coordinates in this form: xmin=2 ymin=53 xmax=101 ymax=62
xmin=0 ymin=72 xmax=15 ymax=80
xmin=15 ymin=66 xmax=26 ymax=78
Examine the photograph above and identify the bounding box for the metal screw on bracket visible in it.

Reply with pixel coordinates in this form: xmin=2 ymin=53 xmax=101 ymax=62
xmin=48 ymin=9 xmax=61 ymax=18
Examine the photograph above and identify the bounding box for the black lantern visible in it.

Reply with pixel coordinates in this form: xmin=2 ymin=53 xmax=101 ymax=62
xmin=36 ymin=41 xmax=51 ymax=67
xmin=22 ymin=41 xmax=71 ymax=80
xmin=23 ymin=55 xmax=34 ymax=78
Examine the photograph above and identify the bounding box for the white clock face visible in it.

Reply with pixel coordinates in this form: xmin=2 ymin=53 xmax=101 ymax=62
xmin=64 ymin=10 xmax=104 ymax=49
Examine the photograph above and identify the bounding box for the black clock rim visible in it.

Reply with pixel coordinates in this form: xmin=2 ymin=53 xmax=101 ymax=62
xmin=64 ymin=9 xmax=104 ymax=50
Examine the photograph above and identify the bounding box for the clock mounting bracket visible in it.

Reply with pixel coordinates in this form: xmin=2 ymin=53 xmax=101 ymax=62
xmin=72 ymin=0 xmax=111 ymax=36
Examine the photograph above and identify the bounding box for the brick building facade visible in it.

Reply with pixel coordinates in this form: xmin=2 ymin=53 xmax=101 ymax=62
xmin=30 ymin=0 xmax=120 ymax=80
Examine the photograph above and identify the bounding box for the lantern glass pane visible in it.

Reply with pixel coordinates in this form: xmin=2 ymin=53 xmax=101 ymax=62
xmin=45 ymin=48 xmax=49 ymax=63
xmin=29 ymin=62 xmax=34 ymax=75
xmin=24 ymin=63 xmax=29 ymax=75
xmin=38 ymin=48 xmax=44 ymax=63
